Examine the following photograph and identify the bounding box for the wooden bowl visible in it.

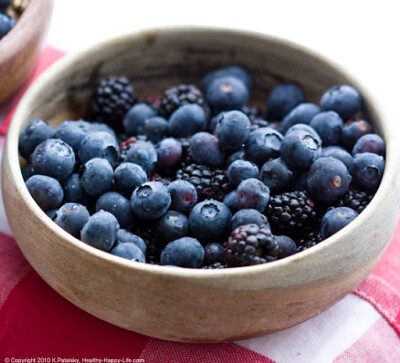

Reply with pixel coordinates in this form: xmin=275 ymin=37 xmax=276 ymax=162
xmin=2 ymin=27 xmax=400 ymax=342
xmin=0 ymin=0 xmax=53 ymax=104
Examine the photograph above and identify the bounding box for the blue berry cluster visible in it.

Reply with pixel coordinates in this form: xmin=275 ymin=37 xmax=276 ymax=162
xmin=20 ymin=65 xmax=386 ymax=268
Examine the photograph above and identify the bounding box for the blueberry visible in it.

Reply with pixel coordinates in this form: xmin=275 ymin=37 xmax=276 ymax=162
xmin=320 ymin=84 xmax=362 ymax=121
xmin=189 ymin=199 xmax=232 ymax=242
xmin=189 ymin=132 xmax=224 ymax=167
xmin=143 ymin=116 xmax=169 ymax=143
xmin=114 ymin=162 xmax=147 ymax=196
xmin=203 ymin=243 xmax=226 ymax=266
xmin=21 ymin=164 xmax=35 ymax=181
xmin=309 ymin=111 xmax=344 ymax=146
xmin=201 ymin=65 xmax=251 ymax=92
xmin=168 ymin=104 xmax=207 ymax=138
xmin=275 ymin=235 xmax=297 ymax=258
xmin=341 ymin=119 xmax=373 ymax=150
xmin=19 ymin=119 xmax=53 ymax=159
xmin=31 ymin=139 xmax=75 ymax=181
xmin=116 ymin=229 xmax=147 ymax=254
xmin=259 ymin=158 xmax=294 ymax=194
xmin=54 ymin=120 xmax=90 ymax=153
xmin=0 ymin=13 xmax=15 ymax=38
xmin=80 ymin=210 xmax=119 ymax=252
xmin=307 ymin=157 xmax=351 ymax=204
xmin=62 ymin=173 xmax=91 ymax=205
xmin=352 ymin=152 xmax=385 ymax=191
xmin=131 ymin=182 xmax=171 ymax=220
xmin=26 ymin=175 xmax=64 ymax=211
xmin=78 ymin=131 xmax=119 ymax=166
xmin=321 ymin=146 xmax=354 ymax=174
xmin=160 ymin=237 xmax=205 ymax=268
xmin=227 ymin=160 xmax=259 ymax=186
xmin=82 ymin=158 xmax=113 ymax=197
xmin=167 ymin=180 xmax=198 ymax=214
xmin=244 ymin=127 xmax=283 ymax=167
xmin=216 ymin=110 xmax=251 ymax=152
xmin=281 ymin=102 xmax=321 ymax=133
xmin=352 ymin=133 xmax=385 ymax=156
xmin=320 ymin=207 xmax=358 ymax=239
xmin=110 ymin=242 xmax=146 ymax=263
xmin=280 ymin=129 xmax=321 ymax=170
xmin=54 ymin=203 xmax=90 ymax=238
xmin=123 ymin=103 xmax=157 ymax=136
xmin=156 ymin=138 xmax=183 ymax=169
xmin=206 ymin=76 xmax=249 ymax=113
xmin=237 ymin=178 xmax=270 ymax=212
xmin=96 ymin=191 xmax=135 ymax=229
xmin=125 ymin=140 xmax=158 ymax=173
xmin=285 ymin=123 xmax=320 ymax=140
xmin=266 ymin=83 xmax=305 ymax=121
xmin=155 ymin=210 xmax=189 ymax=244
xmin=231 ymin=209 xmax=269 ymax=231
xmin=223 ymin=190 xmax=239 ymax=211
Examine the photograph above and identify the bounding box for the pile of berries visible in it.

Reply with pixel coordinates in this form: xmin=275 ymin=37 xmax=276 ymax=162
xmin=19 ymin=64 xmax=386 ymax=268
xmin=0 ymin=0 xmax=27 ymax=40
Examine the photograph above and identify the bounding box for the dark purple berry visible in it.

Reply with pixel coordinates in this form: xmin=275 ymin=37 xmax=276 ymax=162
xmin=160 ymin=237 xmax=204 ymax=268
xmin=167 ymin=180 xmax=198 ymax=214
xmin=275 ymin=235 xmax=297 ymax=259
xmin=320 ymin=207 xmax=358 ymax=239
xmin=352 ymin=133 xmax=385 ymax=156
xmin=237 ymin=178 xmax=270 ymax=212
xmin=266 ymin=83 xmax=305 ymax=121
xmin=307 ymin=157 xmax=351 ymax=204
xmin=352 ymin=152 xmax=385 ymax=191
xmin=320 ymin=84 xmax=361 ymax=121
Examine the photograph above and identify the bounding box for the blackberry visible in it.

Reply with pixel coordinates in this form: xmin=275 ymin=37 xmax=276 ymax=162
xmin=296 ymin=231 xmax=322 ymax=252
xmin=224 ymin=224 xmax=278 ymax=267
xmin=265 ymin=191 xmax=320 ymax=237
xmin=176 ymin=164 xmax=232 ymax=202
xmin=86 ymin=76 xmax=136 ymax=129
xmin=335 ymin=188 xmax=373 ymax=214
xmin=148 ymin=172 xmax=172 ymax=186
xmin=158 ymin=84 xmax=204 ymax=118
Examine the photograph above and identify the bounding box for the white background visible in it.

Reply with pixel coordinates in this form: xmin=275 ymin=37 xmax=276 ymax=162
xmin=48 ymin=0 xmax=400 ymax=124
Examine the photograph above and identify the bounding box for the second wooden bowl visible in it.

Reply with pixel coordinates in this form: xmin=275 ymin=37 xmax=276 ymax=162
xmin=0 ymin=0 xmax=53 ymax=104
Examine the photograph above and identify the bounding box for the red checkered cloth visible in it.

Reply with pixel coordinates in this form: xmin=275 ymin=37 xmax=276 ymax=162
xmin=0 ymin=47 xmax=399 ymax=362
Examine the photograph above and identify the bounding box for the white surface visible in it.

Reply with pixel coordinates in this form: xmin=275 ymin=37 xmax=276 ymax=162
xmin=48 ymin=0 xmax=400 ymax=122
xmin=237 ymin=294 xmax=381 ymax=363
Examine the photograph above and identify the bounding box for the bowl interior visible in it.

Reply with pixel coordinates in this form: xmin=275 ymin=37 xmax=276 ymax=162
xmin=3 ymin=27 xmax=399 ymax=342
xmin=17 ymin=28 xmax=379 ymax=129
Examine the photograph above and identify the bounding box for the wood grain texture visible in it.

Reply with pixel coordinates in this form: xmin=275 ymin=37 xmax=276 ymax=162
xmin=0 ymin=0 xmax=54 ymax=104
xmin=2 ymin=27 xmax=400 ymax=342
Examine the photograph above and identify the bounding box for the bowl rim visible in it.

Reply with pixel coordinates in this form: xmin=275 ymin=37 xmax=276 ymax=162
xmin=4 ymin=25 xmax=398 ymax=281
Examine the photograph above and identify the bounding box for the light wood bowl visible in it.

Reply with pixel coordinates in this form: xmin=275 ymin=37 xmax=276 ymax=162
xmin=2 ymin=27 xmax=400 ymax=342
xmin=0 ymin=0 xmax=53 ymax=104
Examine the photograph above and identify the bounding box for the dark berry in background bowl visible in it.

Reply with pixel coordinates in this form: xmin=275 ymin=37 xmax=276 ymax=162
xmin=2 ymin=27 xmax=400 ymax=343
xmin=0 ymin=0 xmax=53 ymax=104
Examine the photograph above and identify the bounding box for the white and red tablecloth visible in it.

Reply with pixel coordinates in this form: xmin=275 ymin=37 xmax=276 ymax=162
xmin=0 ymin=46 xmax=399 ymax=362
